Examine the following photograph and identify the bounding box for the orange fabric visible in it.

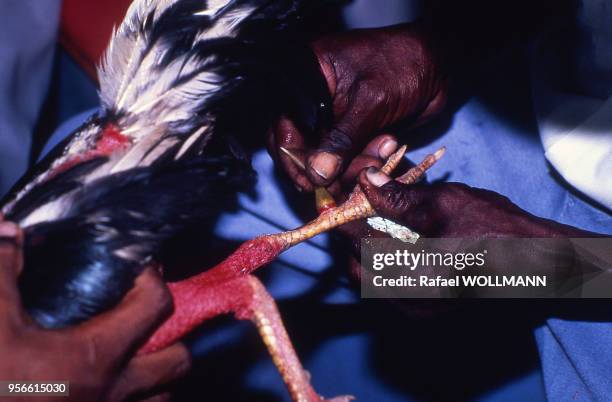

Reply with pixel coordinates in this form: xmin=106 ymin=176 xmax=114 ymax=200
xmin=60 ymin=0 xmax=132 ymax=80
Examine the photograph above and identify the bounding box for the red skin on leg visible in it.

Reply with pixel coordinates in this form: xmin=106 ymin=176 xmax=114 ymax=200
xmin=142 ymin=276 xmax=253 ymax=353
xmin=142 ymin=236 xmax=285 ymax=352
xmin=204 ymin=235 xmax=286 ymax=280
xmin=143 ymin=274 xmax=337 ymax=402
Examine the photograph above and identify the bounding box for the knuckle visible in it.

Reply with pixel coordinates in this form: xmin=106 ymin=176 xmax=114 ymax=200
xmin=147 ymin=280 xmax=173 ymax=317
xmin=325 ymin=127 xmax=353 ymax=152
xmin=356 ymin=79 xmax=387 ymax=106
xmin=136 ymin=269 xmax=173 ymax=317
xmin=0 ymin=241 xmax=17 ymax=260
xmin=381 ymin=182 xmax=414 ymax=212
xmin=371 ymin=88 xmax=388 ymax=107
xmin=79 ymin=331 xmax=103 ymax=368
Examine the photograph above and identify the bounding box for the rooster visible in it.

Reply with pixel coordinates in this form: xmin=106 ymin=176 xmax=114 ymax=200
xmin=1 ymin=0 xmax=330 ymax=327
xmin=0 ymin=0 xmax=353 ymax=400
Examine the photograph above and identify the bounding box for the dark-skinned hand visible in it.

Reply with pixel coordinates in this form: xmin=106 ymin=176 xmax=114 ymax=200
xmin=329 ymin=138 xmax=601 ymax=286
xmin=268 ymin=23 xmax=447 ymax=192
xmin=358 ymin=169 xmax=597 ymax=239
xmin=0 ymin=219 xmax=191 ymax=402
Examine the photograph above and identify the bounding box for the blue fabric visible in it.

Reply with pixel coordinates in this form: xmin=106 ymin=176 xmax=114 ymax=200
xmin=0 ymin=1 xmax=60 ymax=195
xmin=536 ymin=319 xmax=612 ymax=402
xmin=405 ymin=55 xmax=611 ymax=234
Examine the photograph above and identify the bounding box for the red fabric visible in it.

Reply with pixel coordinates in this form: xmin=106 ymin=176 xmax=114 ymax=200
xmin=60 ymin=0 xmax=132 ymax=80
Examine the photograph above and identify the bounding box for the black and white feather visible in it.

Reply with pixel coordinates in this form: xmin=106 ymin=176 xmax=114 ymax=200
xmin=0 ymin=0 xmax=331 ymax=328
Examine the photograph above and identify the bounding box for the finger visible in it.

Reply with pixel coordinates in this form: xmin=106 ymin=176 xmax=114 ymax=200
xmin=342 ymin=134 xmax=396 ymax=183
xmin=111 ymin=343 xmax=191 ymax=402
xmin=271 ymin=117 xmax=314 ymax=192
xmin=76 ymin=267 xmax=173 ymax=363
xmin=0 ymin=222 xmax=24 ymax=317
xmin=306 ymin=102 xmax=386 ymax=187
xmin=306 ymin=131 xmax=349 ymax=187
xmin=328 ymin=154 xmax=383 ymax=201
xmin=364 ymin=167 xmax=392 ymax=187
xmin=359 ymin=168 xmax=425 ymax=219
xmin=360 ymin=134 xmax=398 ymax=159
xmin=333 ymin=134 xmax=397 ymax=197
xmin=0 ymin=221 xmax=23 ymax=275
xmin=139 ymin=393 xmax=172 ymax=402
xmin=412 ymin=80 xmax=449 ymax=127
xmin=342 ymin=155 xmax=384 ymax=186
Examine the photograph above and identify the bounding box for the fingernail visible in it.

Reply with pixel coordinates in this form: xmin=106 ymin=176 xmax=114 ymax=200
xmin=0 ymin=222 xmax=18 ymax=238
xmin=378 ymin=138 xmax=398 ymax=159
xmin=311 ymin=152 xmax=339 ymax=180
xmin=366 ymin=167 xmax=391 ymax=187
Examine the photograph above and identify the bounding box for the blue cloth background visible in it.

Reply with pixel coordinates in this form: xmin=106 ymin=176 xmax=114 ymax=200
xmin=4 ymin=2 xmax=612 ymax=401
xmin=0 ymin=1 xmax=60 ymax=195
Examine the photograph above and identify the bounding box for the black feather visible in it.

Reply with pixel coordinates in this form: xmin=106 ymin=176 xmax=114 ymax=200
xmin=19 ymin=155 xmax=254 ymax=328
xmin=136 ymin=0 xmax=333 ymax=139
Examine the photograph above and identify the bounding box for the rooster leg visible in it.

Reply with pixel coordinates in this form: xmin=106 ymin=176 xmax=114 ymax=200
xmin=142 ymin=274 xmax=352 ymax=402
xmin=240 ymin=276 xmax=353 ymax=402
xmin=143 ymin=146 xmax=448 ymax=352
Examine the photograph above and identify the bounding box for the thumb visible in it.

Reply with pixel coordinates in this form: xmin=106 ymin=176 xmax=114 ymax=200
xmin=0 ymin=221 xmax=25 ymax=324
xmin=359 ymin=168 xmax=426 ymax=220
xmin=306 ymin=126 xmax=354 ymax=187
xmin=306 ymin=81 xmax=386 ymax=188
xmin=108 ymin=343 xmax=191 ymax=402
xmin=308 ymin=118 xmax=397 ymax=187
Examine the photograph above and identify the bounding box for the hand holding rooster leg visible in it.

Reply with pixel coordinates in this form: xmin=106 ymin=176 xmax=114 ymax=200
xmin=357 ymin=172 xmax=602 ymax=238
xmin=0 ymin=219 xmax=191 ymax=402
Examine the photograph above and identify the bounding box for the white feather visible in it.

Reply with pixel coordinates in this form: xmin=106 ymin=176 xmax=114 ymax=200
xmin=20 ymin=197 xmax=74 ymax=228
xmin=98 ymin=0 xmax=158 ymax=110
xmin=194 ymin=0 xmax=233 ymax=17
xmin=3 ymin=0 xmax=270 ymax=225
xmin=196 ymin=5 xmax=253 ymax=39
xmin=99 ymin=0 xmax=258 ymax=138
xmin=110 ymin=127 xmax=167 ymax=173
xmin=175 ymin=125 xmax=210 ymax=160
xmin=140 ymin=137 xmax=181 ymax=165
